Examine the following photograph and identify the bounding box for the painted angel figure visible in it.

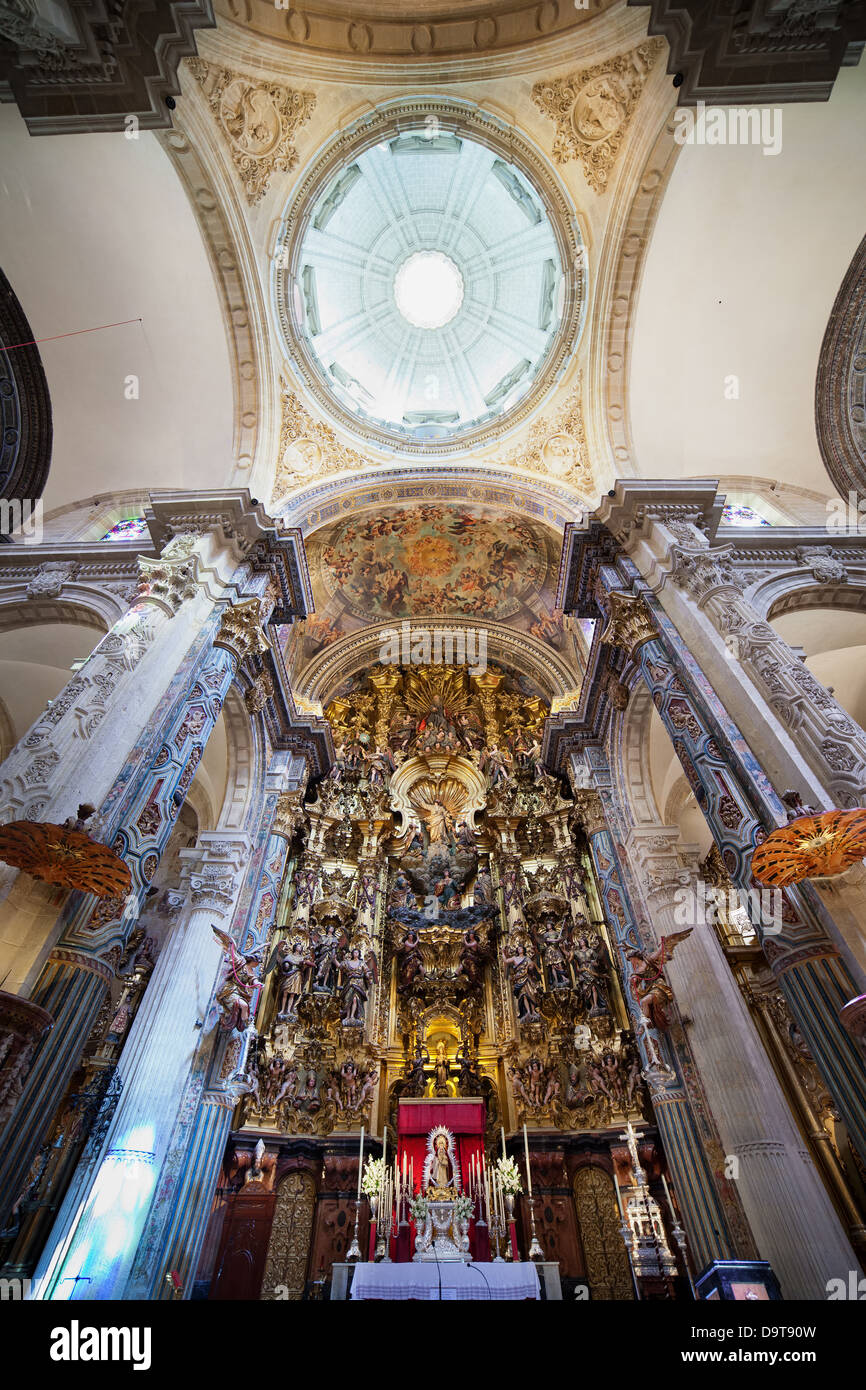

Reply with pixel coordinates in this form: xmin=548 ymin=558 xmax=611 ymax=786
xmin=502 ymin=936 xmax=542 ymax=1021
xmin=366 ymin=746 xmax=395 ymax=788
xmin=312 ymin=919 xmax=346 ymax=993
xmin=626 ymin=930 xmax=693 ymax=1032
xmin=482 ymin=744 xmax=512 ymax=788
xmin=212 ymin=927 xmax=263 ymax=1033
xmin=340 ymin=944 xmax=378 ymax=1025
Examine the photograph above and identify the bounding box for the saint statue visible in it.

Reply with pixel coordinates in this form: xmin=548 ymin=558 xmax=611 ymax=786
xmin=432 ymin=1134 xmax=454 ymax=1192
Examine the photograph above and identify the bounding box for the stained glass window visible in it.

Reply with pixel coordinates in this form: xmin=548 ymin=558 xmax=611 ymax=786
xmin=721 ymin=504 xmax=771 ymax=528
xmin=102 ymin=517 xmax=149 ymax=541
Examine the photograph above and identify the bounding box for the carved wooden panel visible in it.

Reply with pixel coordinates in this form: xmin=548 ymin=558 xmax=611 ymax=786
xmin=573 ymin=1165 xmax=633 ymax=1300
xmin=210 ymin=1192 xmax=276 ymax=1300
xmin=260 ymin=1170 xmax=317 ymax=1300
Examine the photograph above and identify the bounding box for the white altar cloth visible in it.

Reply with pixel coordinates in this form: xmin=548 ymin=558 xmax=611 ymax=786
xmin=350 ymin=1262 xmax=540 ymax=1301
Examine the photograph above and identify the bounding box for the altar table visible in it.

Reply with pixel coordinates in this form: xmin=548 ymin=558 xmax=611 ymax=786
xmin=349 ymin=1261 xmax=540 ymax=1301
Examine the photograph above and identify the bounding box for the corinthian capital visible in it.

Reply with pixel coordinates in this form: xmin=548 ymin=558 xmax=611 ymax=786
xmin=135 ymin=550 xmax=201 ymax=615
xmin=189 ymin=868 xmax=238 ymax=916
xmin=214 ymin=598 xmax=270 ymax=666
xmin=598 ymin=591 xmax=656 ymax=660
xmin=572 ymin=789 xmax=606 ymax=837
xmin=271 ymin=790 xmax=307 ymax=842
xmin=670 ymin=545 xmax=737 ymax=605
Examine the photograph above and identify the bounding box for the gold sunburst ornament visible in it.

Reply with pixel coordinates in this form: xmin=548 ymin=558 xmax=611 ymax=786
xmin=750 ymin=808 xmax=866 ymax=887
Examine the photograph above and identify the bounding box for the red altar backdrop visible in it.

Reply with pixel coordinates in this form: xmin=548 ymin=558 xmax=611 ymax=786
xmin=397 ymin=1098 xmax=486 ymax=1190
xmin=395 ymin=1099 xmax=488 ymax=1261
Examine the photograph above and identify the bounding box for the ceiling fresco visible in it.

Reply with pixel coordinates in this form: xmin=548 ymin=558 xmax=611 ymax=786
xmin=318 ymin=504 xmax=546 ymax=621
xmin=282 ymin=501 xmax=581 ymax=686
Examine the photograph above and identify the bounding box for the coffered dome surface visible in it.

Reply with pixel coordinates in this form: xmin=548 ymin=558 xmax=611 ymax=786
xmin=275 ymin=105 xmax=585 ymax=454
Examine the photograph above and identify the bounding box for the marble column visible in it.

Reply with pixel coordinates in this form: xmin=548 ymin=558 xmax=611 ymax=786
xmin=596 ymin=579 xmax=866 ymax=1170
xmin=0 ymin=595 xmax=271 ymax=1227
xmin=123 ymin=771 xmax=312 ymax=1300
xmin=33 ymin=833 xmax=250 ymax=1300
xmin=571 ymin=788 xmax=737 ymax=1275
xmin=626 ymin=824 xmax=861 ymax=1297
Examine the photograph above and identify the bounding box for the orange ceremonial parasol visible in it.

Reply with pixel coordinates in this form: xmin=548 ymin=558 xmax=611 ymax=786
xmin=751 ymin=808 xmax=866 ymax=887
xmin=0 ymin=817 xmax=132 ymax=898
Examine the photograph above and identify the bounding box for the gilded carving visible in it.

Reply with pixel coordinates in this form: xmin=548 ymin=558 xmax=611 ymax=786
xmin=214 ymin=598 xmax=270 ymax=666
xmin=598 ymin=590 xmax=657 ymax=659
xmin=260 ymin=1170 xmax=316 ymax=1300
xmin=573 ymin=1166 xmax=634 ymax=1299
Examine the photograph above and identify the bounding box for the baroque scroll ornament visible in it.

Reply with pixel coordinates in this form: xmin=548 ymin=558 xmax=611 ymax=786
xmin=188 ymin=61 xmax=316 ymax=205
xmin=532 ymin=40 xmax=665 ymax=193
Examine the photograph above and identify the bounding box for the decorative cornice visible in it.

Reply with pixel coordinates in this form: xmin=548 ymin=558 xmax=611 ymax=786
xmin=213 ymin=0 xmax=610 ymax=65
xmin=0 ymin=0 xmax=217 ymax=135
xmin=630 ymin=0 xmax=866 ymax=105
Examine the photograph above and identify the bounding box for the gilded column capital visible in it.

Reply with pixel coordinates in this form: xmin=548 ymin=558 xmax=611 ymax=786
xmin=271 ymin=790 xmax=307 ymax=842
xmin=213 ymin=598 xmax=270 ymax=666
xmin=572 ymin=789 xmax=607 ymax=837
xmin=598 ymin=590 xmax=657 ymax=660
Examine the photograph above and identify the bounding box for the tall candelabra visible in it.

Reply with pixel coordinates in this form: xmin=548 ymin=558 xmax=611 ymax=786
xmin=615 ymin=1123 xmax=677 ymax=1294
xmin=346 ymin=1199 xmax=362 ymax=1263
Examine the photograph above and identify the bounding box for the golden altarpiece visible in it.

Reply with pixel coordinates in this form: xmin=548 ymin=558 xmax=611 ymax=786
xmin=208 ymin=663 xmax=670 ymax=1299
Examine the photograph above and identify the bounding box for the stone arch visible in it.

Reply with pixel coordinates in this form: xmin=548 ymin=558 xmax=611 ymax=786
xmin=214 ymin=685 xmax=258 ymax=832
xmin=616 ymin=682 xmax=660 ymax=827
xmin=0 ymin=691 xmax=16 ymax=763
xmin=259 ymin=1169 xmax=317 ymax=1300
xmin=295 ymin=619 xmax=582 ymax=706
xmin=0 ymin=601 xmax=111 ymax=757
xmin=0 ymin=594 xmax=110 ymax=639
xmin=278 ymin=465 xmax=589 ymax=535
xmin=615 ymin=678 xmax=711 ymax=853
xmin=749 ymin=573 xmax=866 ymax=623
xmin=0 ymin=267 xmax=52 ymax=503
xmin=815 ymin=232 xmax=866 ymax=503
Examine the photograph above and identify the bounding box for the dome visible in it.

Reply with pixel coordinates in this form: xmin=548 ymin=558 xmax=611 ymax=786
xmin=274 ymin=104 xmax=585 ymax=454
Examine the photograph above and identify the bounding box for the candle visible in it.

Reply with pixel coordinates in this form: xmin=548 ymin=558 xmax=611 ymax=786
xmin=523 ymin=1123 xmax=533 ymax=1198
xmin=661 ymin=1172 xmax=674 ymax=1216
xmin=501 ymin=1126 xmax=507 ymax=1161
xmin=356 ymin=1125 xmax=365 ymax=1202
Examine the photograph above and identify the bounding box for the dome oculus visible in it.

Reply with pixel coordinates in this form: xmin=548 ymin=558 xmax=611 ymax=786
xmin=276 ymin=110 xmax=585 ymax=451
xmin=394 ymin=251 xmax=465 ymax=331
